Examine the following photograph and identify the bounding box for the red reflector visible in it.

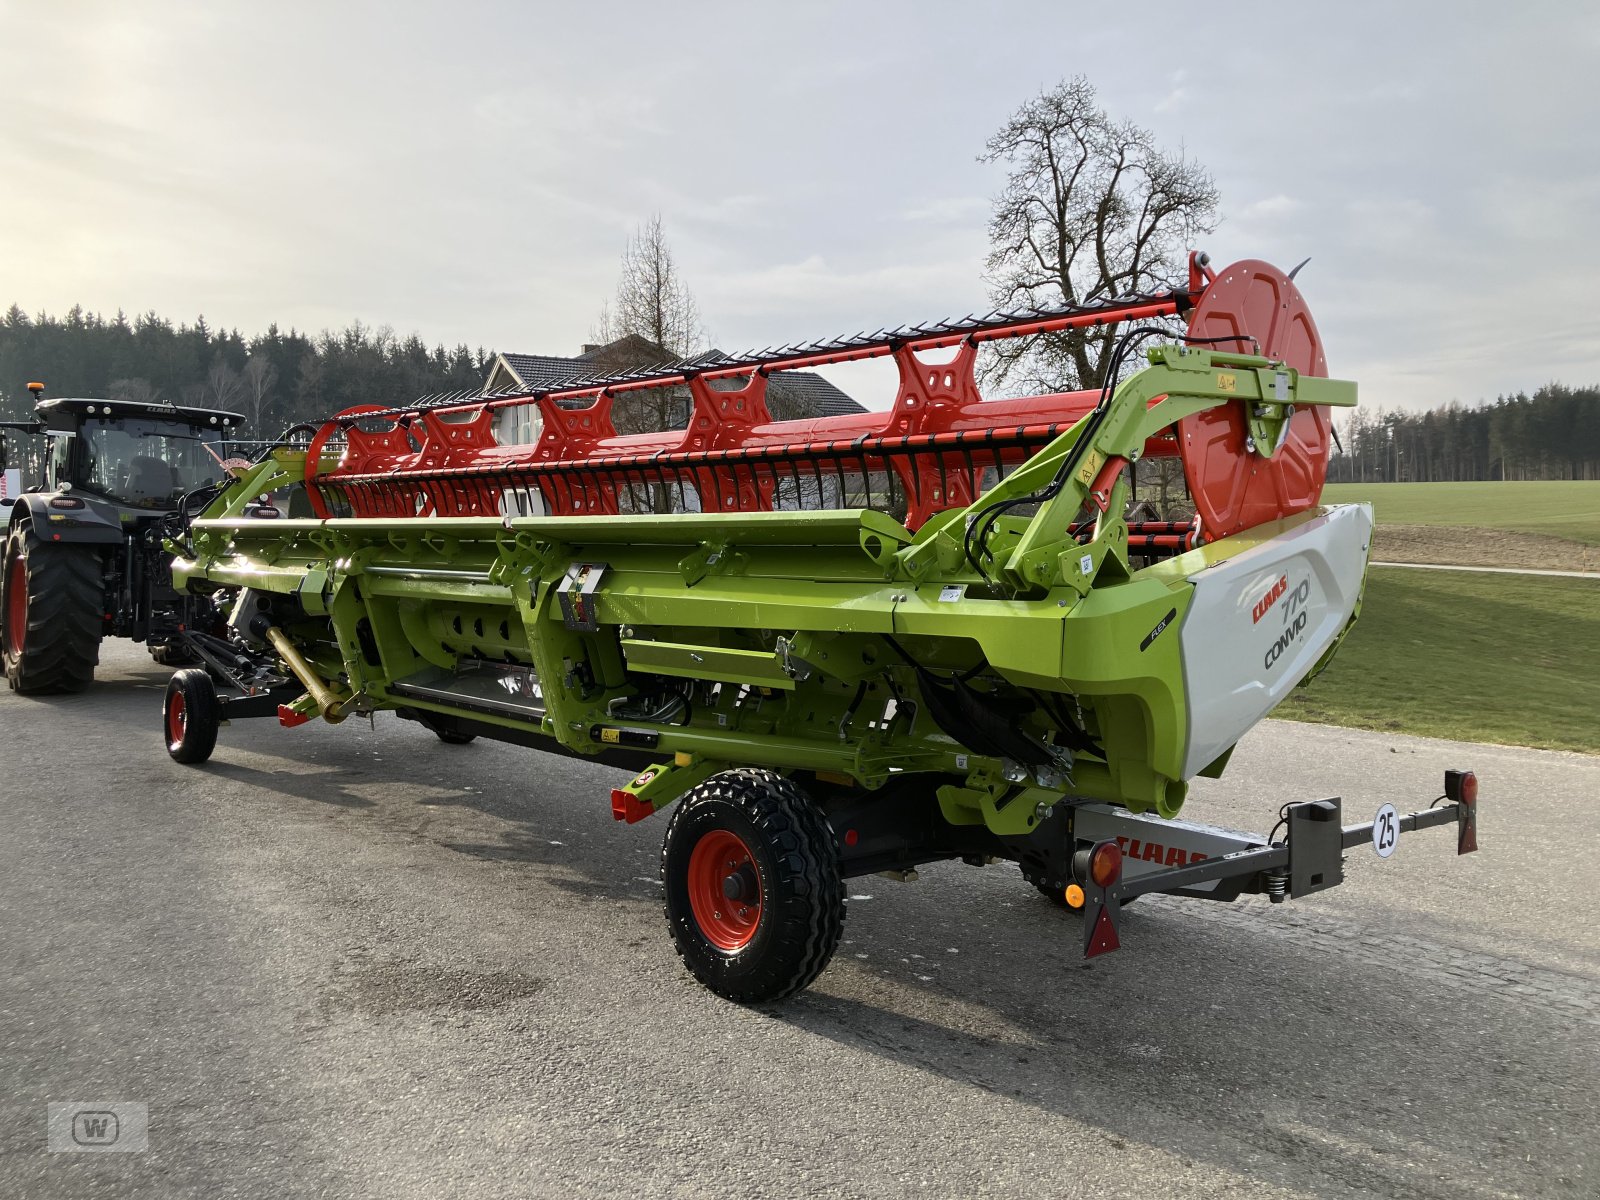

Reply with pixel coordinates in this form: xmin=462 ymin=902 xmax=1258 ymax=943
xmin=843 ymin=828 xmax=859 ymax=847
xmin=1085 ymin=906 xmax=1121 ymax=956
xmin=1089 ymin=841 xmax=1123 ymax=888
xmin=610 ymin=789 xmax=654 ymax=824
xmin=1448 ymin=768 xmax=1479 ymax=855
xmin=277 ymin=705 xmax=311 ymax=728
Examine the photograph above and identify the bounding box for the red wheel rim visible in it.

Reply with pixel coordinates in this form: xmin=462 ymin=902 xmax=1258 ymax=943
xmin=4 ymin=553 xmax=26 ymax=656
xmin=686 ymin=829 xmax=763 ymax=951
xmin=167 ymin=691 xmax=187 ymax=750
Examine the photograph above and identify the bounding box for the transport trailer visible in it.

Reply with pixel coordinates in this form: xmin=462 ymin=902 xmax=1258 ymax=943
xmin=160 ymin=254 xmax=1479 ymax=1002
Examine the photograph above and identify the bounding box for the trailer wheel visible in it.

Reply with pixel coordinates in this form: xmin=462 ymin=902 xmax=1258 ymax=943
xmin=662 ymin=768 xmax=844 ymax=1003
xmin=164 ymin=668 xmax=221 ymax=764
xmin=2 ymin=525 xmax=104 ymax=694
xmin=1031 ymin=879 xmax=1137 ymax=909
xmin=415 ymin=712 xmax=476 ymax=744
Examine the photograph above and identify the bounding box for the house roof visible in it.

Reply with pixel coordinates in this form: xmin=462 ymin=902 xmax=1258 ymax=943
xmin=487 ymin=339 xmax=866 ymax=419
xmin=575 ymin=334 xmax=669 ymax=364
xmin=765 ymin=371 xmax=863 ymax=418
xmin=496 ymin=354 xmax=594 ymax=390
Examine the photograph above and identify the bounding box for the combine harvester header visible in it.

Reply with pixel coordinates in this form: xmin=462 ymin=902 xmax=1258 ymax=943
xmin=160 ymin=253 xmax=1479 ymax=1002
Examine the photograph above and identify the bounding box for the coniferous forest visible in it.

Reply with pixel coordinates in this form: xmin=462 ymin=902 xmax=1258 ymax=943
xmin=0 ymin=303 xmax=491 ymax=441
xmin=1330 ymin=387 xmax=1600 ymax=483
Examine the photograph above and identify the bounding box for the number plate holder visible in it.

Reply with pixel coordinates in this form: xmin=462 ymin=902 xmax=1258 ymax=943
xmin=1288 ymin=798 xmax=1345 ymax=899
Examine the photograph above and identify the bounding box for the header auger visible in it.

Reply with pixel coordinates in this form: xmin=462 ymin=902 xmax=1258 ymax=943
xmin=161 ymin=254 xmax=1479 ymax=1003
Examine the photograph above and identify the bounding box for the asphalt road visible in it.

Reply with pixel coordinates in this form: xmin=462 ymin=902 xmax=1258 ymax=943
xmin=2 ymin=641 xmax=1597 ymax=1199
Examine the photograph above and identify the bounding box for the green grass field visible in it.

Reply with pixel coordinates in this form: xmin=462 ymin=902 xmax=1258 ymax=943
xmin=1320 ymin=480 xmax=1600 ymax=544
xmin=1273 ymin=568 xmax=1600 ymax=753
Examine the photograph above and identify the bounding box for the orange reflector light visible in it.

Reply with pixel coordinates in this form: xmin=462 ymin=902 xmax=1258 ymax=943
xmin=1064 ymin=883 xmax=1085 ymax=909
xmin=1089 ymin=841 xmax=1122 ymax=888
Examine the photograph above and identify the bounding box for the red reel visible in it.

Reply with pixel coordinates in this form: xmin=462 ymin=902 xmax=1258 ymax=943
xmin=1179 ymin=259 xmax=1332 ymax=538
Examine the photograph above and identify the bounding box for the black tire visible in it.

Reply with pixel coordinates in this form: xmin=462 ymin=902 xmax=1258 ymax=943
xmin=2 ymin=525 xmax=104 ymax=694
xmin=150 ymin=641 xmax=200 ymax=668
xmin=1032 ymin=879 xmax=1077 ymax=908
xmin=164 ymin=668 xmax=221 ymax=764
xmin=416 ymin=712 xmax=476 ymax=744
xmin=1031 ymin=879 xmax=1137 ymax=909
xmin=661 ymin=768 xmax=844 ymax=1003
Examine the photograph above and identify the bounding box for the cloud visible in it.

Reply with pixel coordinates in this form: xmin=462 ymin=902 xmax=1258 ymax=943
xmin=1154 ymin=69 xmax=1190 ymax=114
xmin=1237 ymin=195 xmax=1302 ymax=223
xmin=901 ymin=197 xmax=991 ymax=224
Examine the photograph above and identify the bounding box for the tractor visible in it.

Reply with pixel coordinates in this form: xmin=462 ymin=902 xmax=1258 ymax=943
xmin=1 ymin=384 xmax=243 ymax=693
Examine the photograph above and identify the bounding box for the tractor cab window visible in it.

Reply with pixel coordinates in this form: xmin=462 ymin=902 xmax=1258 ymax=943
xmin=75 ymin=419 xmax=227 ymax=507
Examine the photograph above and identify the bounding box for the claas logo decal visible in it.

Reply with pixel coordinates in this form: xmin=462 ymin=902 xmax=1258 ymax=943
xmin=1115 ymin=835 xmax=1208 ymax=869
xmin=1251 ymin=575 xmax=1288 ymax=624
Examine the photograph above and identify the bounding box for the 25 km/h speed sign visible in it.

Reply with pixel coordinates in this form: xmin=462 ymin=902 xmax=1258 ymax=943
xmin=1372 ymin=803 xmax=1400 ymax=858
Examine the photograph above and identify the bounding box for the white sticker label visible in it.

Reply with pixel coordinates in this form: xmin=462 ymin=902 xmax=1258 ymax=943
xmin=1079 ymin=554 xmax=1094 ymax=576
xmin=1372 ymin=803 xmax=1399 ymax=858
xmin=938 ymin=585 xmax=964 ymax=603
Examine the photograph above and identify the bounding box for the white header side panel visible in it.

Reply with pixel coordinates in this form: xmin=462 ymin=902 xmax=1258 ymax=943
xmin=1178 ymin=504 xmax=1373 ymax=777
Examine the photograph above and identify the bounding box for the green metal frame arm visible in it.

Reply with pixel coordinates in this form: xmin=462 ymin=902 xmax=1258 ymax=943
xmin=982 ymin=347 xmax=1355 ymax=590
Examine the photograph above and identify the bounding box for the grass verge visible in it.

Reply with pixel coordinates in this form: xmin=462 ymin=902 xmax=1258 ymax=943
xmin=1273 ymin=567 xmax=1600 ymax=753
xmin=1319 ymin=481 xmax=1600 ymax=545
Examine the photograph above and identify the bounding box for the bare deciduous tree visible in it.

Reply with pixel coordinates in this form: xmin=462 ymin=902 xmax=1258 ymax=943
xmin=981 ymin=76 xmax=1220 ymax=395
xmin=594 ymin=215 xmax=705 ymax=361
xmin=240 ymin=354 xmax=279 ymax=433
xmin=593 ymin=215 xmax=710 ymax=454
xmin=109 ymin=378 xmax=160 ymax=404
xmin=204 ymin=353 xmax=244 ymax=411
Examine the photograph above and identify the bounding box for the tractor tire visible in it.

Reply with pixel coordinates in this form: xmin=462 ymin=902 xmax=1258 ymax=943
xmin=164 ymin=668 xmax=221 ymax=764
xmin=661 ymin=768 xmax=844 ymax=1003
xmin=2 ymin=525 xmax=104 ymax=694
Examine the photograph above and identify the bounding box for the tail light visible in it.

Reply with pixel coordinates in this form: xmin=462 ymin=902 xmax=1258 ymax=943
xmin=1446 ymin=769 xmax=1477 ymax=806
xmin=1089 ymin=841 xmax=1123 ymax=888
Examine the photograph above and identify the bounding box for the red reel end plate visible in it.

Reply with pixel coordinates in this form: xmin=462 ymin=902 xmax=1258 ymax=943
xmin=1178 ymin=259 xmax=1331 ymax=538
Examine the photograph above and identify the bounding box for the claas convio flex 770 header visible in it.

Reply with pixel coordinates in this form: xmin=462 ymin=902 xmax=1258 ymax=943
xmin=159 ymin=254 xmax=1478 ymax=1002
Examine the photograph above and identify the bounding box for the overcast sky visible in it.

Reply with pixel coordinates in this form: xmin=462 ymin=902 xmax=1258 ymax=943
xmin=2 ymin=1 xmax=1596 ymax=412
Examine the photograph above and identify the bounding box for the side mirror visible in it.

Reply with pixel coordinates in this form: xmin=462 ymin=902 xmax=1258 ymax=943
xmin=0 ymin=497 xmax=13 ymax=507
